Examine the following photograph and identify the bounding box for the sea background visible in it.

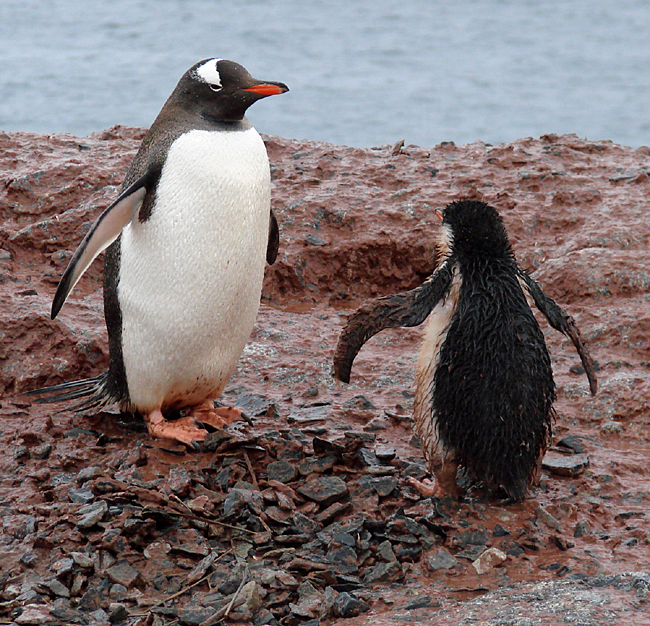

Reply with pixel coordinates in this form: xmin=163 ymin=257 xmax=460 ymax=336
xmin=1 ymin=0 xmax=649 ymax=149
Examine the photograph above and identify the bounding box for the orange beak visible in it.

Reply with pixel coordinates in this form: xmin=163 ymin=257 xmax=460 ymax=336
xmin=243 ymin=83 xmax=289 ymax=96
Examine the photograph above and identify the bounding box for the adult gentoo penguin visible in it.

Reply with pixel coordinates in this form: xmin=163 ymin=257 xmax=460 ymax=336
xmin=28 ymin=59 xmax=288 ymax=446
xmin=334 ymin=199 xmax=597 ymax=501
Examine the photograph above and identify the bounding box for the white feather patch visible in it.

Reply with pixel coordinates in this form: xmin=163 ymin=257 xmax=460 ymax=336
xmin=195 ymin=58 xmax=223 ymax=86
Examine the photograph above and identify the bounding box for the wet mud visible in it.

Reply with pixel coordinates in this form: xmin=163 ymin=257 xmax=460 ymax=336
xmin=1 ymin=128 xmax=649 ymax=625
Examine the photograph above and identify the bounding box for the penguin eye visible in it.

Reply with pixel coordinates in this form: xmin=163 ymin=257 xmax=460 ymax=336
xmin=209 ymin=84 xmax=221 ymax=92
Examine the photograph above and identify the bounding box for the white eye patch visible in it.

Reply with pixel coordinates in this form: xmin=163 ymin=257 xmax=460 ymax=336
xmin=195 ymin=58 xmax=223 ymax=89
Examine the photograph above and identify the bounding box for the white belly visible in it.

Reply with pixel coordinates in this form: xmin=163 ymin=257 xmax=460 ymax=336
xmin=413 ymin=272 xmax=460 ymax=466
xmin=117 ymin=127 xmax=270 ymax=411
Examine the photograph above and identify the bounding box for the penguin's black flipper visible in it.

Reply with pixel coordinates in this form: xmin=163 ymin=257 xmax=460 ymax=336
xmin=266 ymin=209 xmax=279 ymax=265
xmin=51 ymin=174 xmax=152 ymax=320
xmin=334 ymin=261 xmax=454 ymax=383
xmin=518 ymin=270 xmax=597 ymax=395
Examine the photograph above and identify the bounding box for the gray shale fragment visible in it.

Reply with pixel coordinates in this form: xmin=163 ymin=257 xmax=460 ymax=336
xmin=47 ymin=578 xmax=70 ymax=598
xmin=76 ymin=500 xmax=108 ymax=529
xmin=542 ymin=451 xmax=590 ymax=477
xmin=70 ymin=552 xmax=95 ymax=569
xmin=334 ymin=592 xmax=370 ymax=618
xmin=574 ymin=521 xmax=591 ymax=538
xmin=427 ymin=548 xmax=459 ymax=571
xmin=266 ymin=459 xmax=298 ymax=483
xmin=327 ymin=546 xmax=359 ymax=574
xmin=370 ymin=475 xmax=398 ymax=496
xmin=68 ymin=487 xmax=95 ymax=504
xmin=106 ymin=560 xmax=140 ymax=588
xmin=376 ymin=540 xmax=397 ymax=562
xmin=15 ymin=604 xmax=52 ymax=625
xmin=297 ymin=475 xmax=349 ymax=506
xmin=363 ymin=559 xmax=402 ymax=583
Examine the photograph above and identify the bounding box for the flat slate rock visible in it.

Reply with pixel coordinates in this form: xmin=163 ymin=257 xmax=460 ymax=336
xmin=542 ymin=452 xmax=590 ymax=477
xmin=106 ymin=561 xmax=140 ymax=588
xmin=457 ymin=529 xmax=489 ymax=547
xmin=298 ymin=453 xmax=338 ymax=475
xmin=178 ymin=606 xmax=217 ymax=626
xmin=556 ymin=435 xmax=587 ymax=454
xmin=334 ymin=592 xmax=370 ymax=618
xmin=428 ymin=548 xmax=459 ymax=571
xmin=267 ymin=459 xmax=298 ymax=483
xmin=363 ymin=560 xmax=402 ymax=584
xmin=327 ymin=545 xmax=359 ymax=574
xmin=456 ymin=545 xmax=487 ymax=561
xmin=376 ymin=540 xmax=397 ymax=562
xmin=287 ymin=404 xmax=331 ymax=424
xmin=297 ymin=475 xmax=349 ymax=506
xmin=76 ymin=500 xmax=108 ymax=529
xmin=403 ymin=595 xmax=434 ymax=610
xmin=15 ymin=605 xmax=52 ymax=625
xmin=370 ymin=476 xmax=398 ymax=497
xmin=236 ymin=392 xmax=277 ymax=417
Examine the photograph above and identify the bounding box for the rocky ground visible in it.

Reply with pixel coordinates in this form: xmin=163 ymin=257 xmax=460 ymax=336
xmin=1 ymin=127 xmax=649 ymax=625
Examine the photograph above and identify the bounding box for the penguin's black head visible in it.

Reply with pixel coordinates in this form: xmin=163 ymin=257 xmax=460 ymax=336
xmin=438 ymin=200 xmax=513 ymax=259
xmin=177 ymin=58 xmax=289 ymax=123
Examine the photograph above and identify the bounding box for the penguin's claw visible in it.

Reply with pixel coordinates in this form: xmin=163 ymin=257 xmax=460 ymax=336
xmin=408 ymin=472 xmax=462 ymax=500
xmin=408 ymin=476 xmax=439 ymax=497
xmin=144 ymin=410 xmax=209 ymax=446
xmin=190 ymin=402 xmax=248 ymax=429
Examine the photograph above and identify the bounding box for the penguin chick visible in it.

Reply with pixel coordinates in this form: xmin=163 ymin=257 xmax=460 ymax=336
xmin=333 ymin=199 xmax=597 ymax=501
xmin=27 ymin=59 xmax=288 ymax=446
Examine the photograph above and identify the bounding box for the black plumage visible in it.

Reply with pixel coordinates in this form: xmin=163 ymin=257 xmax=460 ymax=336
xmin=334 ymin=199 xmax=597 ymax=500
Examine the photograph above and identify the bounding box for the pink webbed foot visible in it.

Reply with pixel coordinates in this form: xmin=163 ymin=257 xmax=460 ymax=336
xmin=144 ymin=401 xmax=249 ymax=447
xmin=144 ymin=409 xmax=211 ymax=446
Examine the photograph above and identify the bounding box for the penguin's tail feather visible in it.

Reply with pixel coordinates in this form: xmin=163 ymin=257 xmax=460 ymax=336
xmin=25 ymin=372 xmax=117 ymax=413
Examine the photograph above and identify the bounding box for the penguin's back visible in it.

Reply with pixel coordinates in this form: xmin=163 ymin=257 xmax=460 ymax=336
xmin=117 ymin=126 xmax=271 ymax=412
xmin=434 ymin=257 xmax=555 ymax=497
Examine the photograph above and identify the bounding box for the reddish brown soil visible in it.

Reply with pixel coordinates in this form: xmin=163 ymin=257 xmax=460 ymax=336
xmin=1 ymin=127 xmax=649 ymax=625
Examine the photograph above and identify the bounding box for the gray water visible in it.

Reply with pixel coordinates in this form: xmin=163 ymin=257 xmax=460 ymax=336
xmin=2 ymin=0 xmax=649 ymax=148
